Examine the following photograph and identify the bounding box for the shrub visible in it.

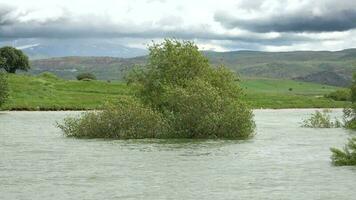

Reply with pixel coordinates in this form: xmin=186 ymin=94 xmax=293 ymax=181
xmin=76 ymin=73 xmax=96 ymax=81
xmin=301 ymin=109 xmax=341 ymax=128
xmin=161 ymin=79 xmax=255 ymax=139
xmin=331 ymin=73 xmax=356 ymax=166
xmin=331 ymin=137 xmax=356 ymax=166
xmin=59 ymin=39 xmax=255 ymax=139
xmin=0 ymin=72 xmax=9 ymax=107
xmin=324 ymin=89 xmax=351 ymax=101
xmin=57 ymin=97 xmax=169 ymax=139
xmin=38 ymin=72 xmax=59 ymax=80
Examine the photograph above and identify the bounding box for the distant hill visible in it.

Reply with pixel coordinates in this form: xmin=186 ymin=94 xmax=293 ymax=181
xmin=30 ymin=56 xmax=146 ymax=80
xmin=29 ymin=49 xmax=356 ymax=86
xmin=1 ymin=39 xmax=147 ymax=59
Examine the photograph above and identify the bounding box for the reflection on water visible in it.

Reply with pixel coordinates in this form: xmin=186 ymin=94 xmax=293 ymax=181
xmin=0 ymin=110 xmax=355 ymax=200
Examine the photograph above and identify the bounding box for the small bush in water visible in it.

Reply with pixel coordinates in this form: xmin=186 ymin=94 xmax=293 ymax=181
xmin=57 ymin=97 xmax=169 ymax=139
xmin=301 ymin=109 xmax=341 ymax=128
xmin=331 ymin=137 xmax=356 ymax=166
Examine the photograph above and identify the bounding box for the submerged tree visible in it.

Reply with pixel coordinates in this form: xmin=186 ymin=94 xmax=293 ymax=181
xmin=0 ymin=46 xmax=30 ymax=73
xmin=331 ymin=138 xmax=356 ymax=166
xmin=301 ymin=109 xmax=341 ymax=128
xmin=331 ymin=73 xmax=356 ymax=166
xmin=58 ymin=39 xmax=255 ymax=139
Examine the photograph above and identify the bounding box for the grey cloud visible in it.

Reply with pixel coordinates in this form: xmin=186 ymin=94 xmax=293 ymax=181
xmin=215 ymin=8 xmax=356 ymax=33
xmin=0 ymin=5 xmax=18 ymax=25
xmin=0 ymin=6 xmax=311 ymax=47
xmin=0 ymin=3 xmax=321 ymax=50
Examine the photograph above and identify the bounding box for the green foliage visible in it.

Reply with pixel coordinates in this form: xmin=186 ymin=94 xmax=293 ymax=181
xmin=325 ymin=89 xmax=351 ymax=101
xmin=331 ymin=137 xmax=356 ymax=166
xmin=57 ymin=97 xmax=168 ymax=139
xmin=0 ymin=46 xmax=30 ymax=73
xmin=343 ymin=105 xmax=356 ymax=130
xmin=161 ymin=79 xmax=254 ymax=139
xmin=351 ymin=73 xmax=356 ymax=103
xmin=131 ymin=39 xmax=255 ymax=139
xmin=76 ymin=73 xmax=96 ymax=81
xmin=0 ymin=72 xmax=9 ymax=107
xmin=301 ymin=109 xmax=341 ymax=128
xmin=38 ymin=72 xmax=59 ymax=80
xmin=343 ymin=73 xmax=356 ymax=129
xmin=330 ymin=73 xmax=356 ymax=166
xmin=59 ymin=39 xmax=255 ymax=139
xmin=133 ymin=39 xmax=211 ymax=109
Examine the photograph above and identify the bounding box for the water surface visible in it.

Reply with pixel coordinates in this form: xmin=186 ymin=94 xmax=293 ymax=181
xmin=0 ymin=110 xmax=355 ymax=200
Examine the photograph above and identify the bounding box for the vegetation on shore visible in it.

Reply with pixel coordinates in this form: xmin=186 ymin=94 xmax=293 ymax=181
xmin=0 ymin=72 xmax=9 ymax=107
xmin=58 ymin=40 xmax=255 ymax=139
xmin=324 ymin=89 xmax=351 ymax=101
xmin=76 ymin=72 xmax=96 ymax=81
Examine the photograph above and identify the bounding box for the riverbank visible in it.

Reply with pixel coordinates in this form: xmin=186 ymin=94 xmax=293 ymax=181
xmin=0 ymin=74 xmax=350 ymax=111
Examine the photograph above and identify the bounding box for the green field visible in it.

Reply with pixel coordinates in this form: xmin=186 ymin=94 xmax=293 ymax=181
xmin=0 ymin=74 xmax=350 ymax=110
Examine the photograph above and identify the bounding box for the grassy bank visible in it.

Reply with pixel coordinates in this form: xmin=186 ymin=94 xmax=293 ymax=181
xmin=1 ymin=74 xmax=349 ymax=110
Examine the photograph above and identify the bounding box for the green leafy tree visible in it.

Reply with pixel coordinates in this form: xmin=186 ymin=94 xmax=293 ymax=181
xmin=0 ymin=72 xmax=9 ymax=107
xmin=0 ymin=46 xmax=30 ymax=73
xmin=58 ymin=39 xmax=255 ymax=139
xmin=129 ymin=39 xmax=255 ymax=139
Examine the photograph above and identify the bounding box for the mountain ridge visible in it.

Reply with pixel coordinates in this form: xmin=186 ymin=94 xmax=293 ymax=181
xmin=28 ymin=48 xmax=356 ymax=86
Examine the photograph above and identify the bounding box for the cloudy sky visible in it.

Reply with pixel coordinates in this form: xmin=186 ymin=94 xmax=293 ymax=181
xmin=1 ymin=0 xmax=356 ymax=51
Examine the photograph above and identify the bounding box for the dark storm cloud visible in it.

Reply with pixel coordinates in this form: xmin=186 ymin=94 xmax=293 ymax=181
xmin=214 ymin=8 xmax=356 ymax=33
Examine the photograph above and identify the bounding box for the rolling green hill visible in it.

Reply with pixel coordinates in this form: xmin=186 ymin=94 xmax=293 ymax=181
xmin=29 ymin=49 xmax=356 ymax=87
xmin=1 ymin=74 xmax=349 ymax=110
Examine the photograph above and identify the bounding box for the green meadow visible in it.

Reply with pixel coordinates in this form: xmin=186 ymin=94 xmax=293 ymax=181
xmin=1 ymin=74 xmax=349 ymax=111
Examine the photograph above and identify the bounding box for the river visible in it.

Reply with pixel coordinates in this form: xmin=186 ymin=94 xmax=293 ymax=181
xmin=0 ymin=110 xmax=355 ymax=200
